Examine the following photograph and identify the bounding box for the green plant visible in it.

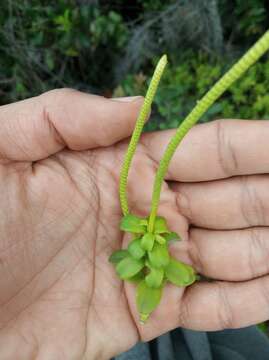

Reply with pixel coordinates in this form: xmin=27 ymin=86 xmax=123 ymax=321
xmin=115 ymin=50 xmax=269 ymax=131
xmin=0 ymin=1 xmax=129 ymax=103
xmin=1 ymin=1 xmax=268 ymax=105
xmin=219 ymin=0 xmax=267 ymax=45
xmin=109 ymin=30 xmax=269 ymax=323
xmin=119 ymin=55 xmax=167 ymax=215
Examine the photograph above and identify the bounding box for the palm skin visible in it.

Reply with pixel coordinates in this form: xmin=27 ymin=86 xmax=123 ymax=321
xmin=1 ymin=89 xmax=269 ymax=359
xmin=0 ymin=90 xmax=188 ymax=359
xmin=0 ymin=125 xmax=190 ymax=359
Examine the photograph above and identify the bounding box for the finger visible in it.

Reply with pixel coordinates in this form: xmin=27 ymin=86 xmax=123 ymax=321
xmin=179 ymin=277 xmax=269 ymax=331
xmin=188 ymin=227 xmax=269 ymax=281
xmin=171 ymin=174 xmax=269 ymax=229
xmin=0 ymin=89 xmax=143 ymax=161
xmin=142 ymin=119 xmax=269 ymax=182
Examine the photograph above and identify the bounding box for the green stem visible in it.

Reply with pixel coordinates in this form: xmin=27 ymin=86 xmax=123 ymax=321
xmin=148 ymin=30 xmax=269 ymax=232
xmin=119 ymin=55 xmax=167 ymax=215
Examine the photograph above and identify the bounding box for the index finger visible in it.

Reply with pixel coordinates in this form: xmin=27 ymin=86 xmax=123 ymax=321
xmin=142 ymin=119 xmax=269 ymax=182
xmin=0 ymin=89 xmax=143 ymax=162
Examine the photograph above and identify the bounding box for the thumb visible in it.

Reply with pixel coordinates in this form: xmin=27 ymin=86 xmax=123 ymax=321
xmin=0 ymin=88 xmax=143 ymax=162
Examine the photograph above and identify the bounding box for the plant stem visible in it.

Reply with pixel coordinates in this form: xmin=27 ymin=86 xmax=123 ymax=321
xmin=119 ymin=55 xmax=168 ymax=215
xmin=148 ymin=30 xmax=269 ymax=232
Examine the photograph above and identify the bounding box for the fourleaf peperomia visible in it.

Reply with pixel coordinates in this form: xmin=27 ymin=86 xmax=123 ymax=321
xmin=109 ymin=31 xmax=269 ymax=323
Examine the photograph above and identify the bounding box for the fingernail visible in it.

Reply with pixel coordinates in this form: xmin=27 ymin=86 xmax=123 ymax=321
xmin=111 ymin=96 xmax=142 ymax=102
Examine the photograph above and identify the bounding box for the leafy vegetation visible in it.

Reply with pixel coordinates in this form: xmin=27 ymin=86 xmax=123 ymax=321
xmin=0 ymin=1 xmax=129 ymax=102
xmin=110 ymin=213 xmax=195 ymax=322
xmin=1 ymin=0 xmax=268 ymax=110
xmin=114 ymin=51 xmax=269 ymax=131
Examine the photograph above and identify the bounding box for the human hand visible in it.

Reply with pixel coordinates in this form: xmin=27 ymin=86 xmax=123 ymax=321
xmin=0 ymin=89 xmax=146 ymax=360
xmin=0 ymin=89 xmax=268 ymax=359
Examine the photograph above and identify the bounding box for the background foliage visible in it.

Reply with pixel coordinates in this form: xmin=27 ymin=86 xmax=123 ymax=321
xmin=0 ymin=0 xmax=269 ymax=126
xmin=1 ymin=0 xmax=269 ymax=126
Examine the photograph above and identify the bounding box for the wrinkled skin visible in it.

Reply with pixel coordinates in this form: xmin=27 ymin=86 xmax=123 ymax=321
xmin=1 ymin=89 xmax=269 ymax=359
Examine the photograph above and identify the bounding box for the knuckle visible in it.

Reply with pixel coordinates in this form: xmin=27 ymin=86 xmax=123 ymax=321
xmin=42 ymin=87 xmax=78 ymax=99
xmin=215 ymin=282 xmax=235 ymax=329
xmin=248 ymin=228 xmax=269 ymax=278
xmin=248 ymin=228 xmax=262 ymax=278
xmin=177 ymin=294 xmax=191 ymax=328
xmin=175 ymin=188 xmax=193 ymax=221
xmin=215 ymin=119 xmax=238 ymax=177
xmin=240 ymin=177 xmax=265 ymax=226
xmin=188 ymin=231 xmax=204 ymax=274
xmin=259 ymin=277 xmax=269 ymax=307
xmin=96 ymin=132 xmax=111 ymax=147
xmin=39 ymin=88 xmax=80 ymax=113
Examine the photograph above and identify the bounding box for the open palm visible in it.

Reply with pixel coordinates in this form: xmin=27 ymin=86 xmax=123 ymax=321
xmin=1 ymin=89 xmax=269 ymax=360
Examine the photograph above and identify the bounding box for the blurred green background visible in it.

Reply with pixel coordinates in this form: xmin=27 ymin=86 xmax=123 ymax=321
xmin=1 ymin=0 xmax=269 ymax=130
xmin=0 ymin=0 xmax=269 ymax=334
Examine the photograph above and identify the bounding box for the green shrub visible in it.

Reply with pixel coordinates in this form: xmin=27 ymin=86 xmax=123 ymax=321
xmin=219 ymin=0 xmax=267 ymax=45
xmin=0 ymin=1 xmax=128 ymax=103
xmin=114 ymin=51 xmax=269 ymax=131
xmin=2 ymin=0 xmax=268 ymax=105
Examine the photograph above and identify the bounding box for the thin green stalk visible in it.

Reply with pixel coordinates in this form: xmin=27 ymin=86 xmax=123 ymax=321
xmin=119 ymin=55 xmax=167 ymax=215
xmin=148 ymin=30 xmax=269 ymax=232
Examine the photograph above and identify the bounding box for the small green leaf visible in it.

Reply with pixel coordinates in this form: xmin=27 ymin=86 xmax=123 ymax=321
xmin=141 ymin=233 xmax=155 ymax=251
xmin=140 ymin=218 xmax=149 ymax=226
xmin=116 ymin=256 xmax=144 ymax=279
xmin=120 ymin=214 xmax=147 ymax=234
xmin=154 ymin=216 xmax=170 ymax=234
xmin=136 ymin=280 xmax=162 ymax=323
xmin=128 ymin=238 xmax=145 ymax=259
xmin=148 ymin=243 xmax=170 ymax=268
xmin=165 ymin=257 xmax=196 ymax=287
xmin=164 ymin=231 xmax=181 ymax=242
xmin=126 ymin=271 xmax=144 ymax=284
xmin=145 ymin=266 xmax=164 ymax=288
xmin=109 ymin=249 xmax=129 ymax=264
xmin=155 ymin=234 xmax=166 ymax=245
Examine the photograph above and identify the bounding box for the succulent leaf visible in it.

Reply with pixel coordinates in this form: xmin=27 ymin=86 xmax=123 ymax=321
xmin=155 ymin=234 xmax=166 ymax=245
xmin=154 ymin=216 xmax=170 ymax=234
xmin=145 ymin=266 xmax=164 ymax=288
xmin=126 ymin=271 xmax=144 ymax=284
xmin=136 ymin=280 xmax=162 ymax=323
xmin=140 ymin=218 xmax=149 ymax=226
xmin=165 ymin=257 xmax=196 ymax=286
xmin=109 ymin=249 xmax=129 ymax=264
xmin=120 ymin=214 xmax=147 ymax=233
xmin=141 ymin=233 xmax=155 ymax=251
xmin=148 ymin=242 xmax=170 ymax=268
xmin=164 ymin=231 xmax=181 ymax=242
xmin=116 ymin=256 xmax=144 ymax=279
xmin=128 ymin=237 xmax=146 ymax=259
